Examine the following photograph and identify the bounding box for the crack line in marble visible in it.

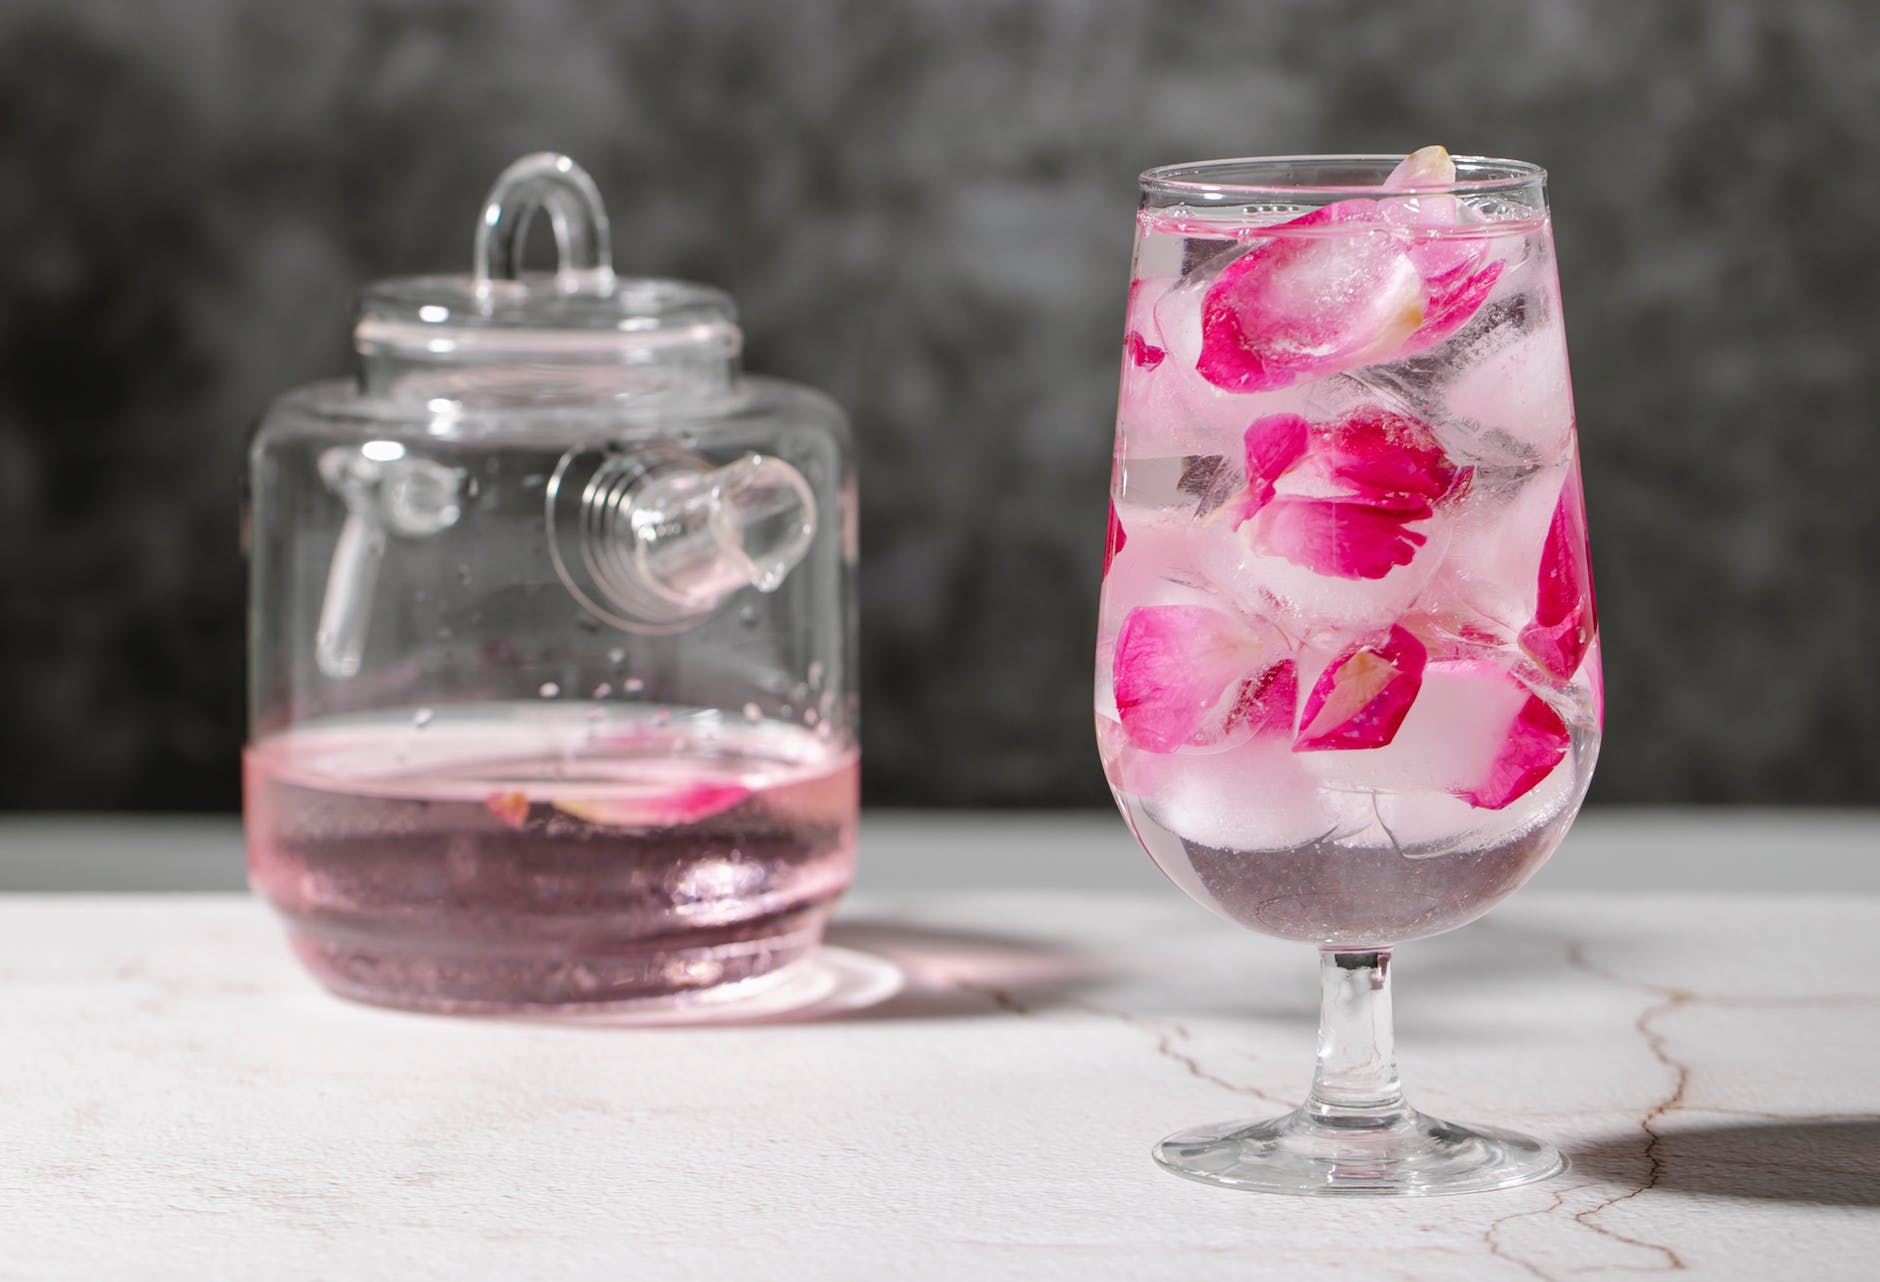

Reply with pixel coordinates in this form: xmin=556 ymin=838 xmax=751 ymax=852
xmin=1550 ymin=940 xmax=1880 ymax=1273
xmin=1482 ymin=1183 xmax=1585 ymax=1282
xmin=1563 ymin=976 xmax=1690 ymax=1275
xmin=939 ymin=973 xmax=1290 ymax=1108
xmin=1064 ymin=1001 xmax=1292 ymax=1109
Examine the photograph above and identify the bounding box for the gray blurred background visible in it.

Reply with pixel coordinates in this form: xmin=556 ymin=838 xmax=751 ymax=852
xmin=2 ymin=0 xmax=1875 ymax=813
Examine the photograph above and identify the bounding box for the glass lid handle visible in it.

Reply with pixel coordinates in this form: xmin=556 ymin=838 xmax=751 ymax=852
xmin=473 ymin=153 xmax=615 ymax=292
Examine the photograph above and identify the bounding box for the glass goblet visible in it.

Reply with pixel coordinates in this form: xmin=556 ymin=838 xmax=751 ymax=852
xmin=1096 ymin=150 xmax=1600 ymax=1195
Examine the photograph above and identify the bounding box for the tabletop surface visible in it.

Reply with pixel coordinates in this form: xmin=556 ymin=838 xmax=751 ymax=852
xmin=3 ymin=880 xmax=1877 ymax=1280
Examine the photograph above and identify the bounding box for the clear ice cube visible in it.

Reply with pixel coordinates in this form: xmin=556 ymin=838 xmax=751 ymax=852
xmin=1342 ymin=264 xmax=1574 ymax=474
xmin=1136 ymin=737 xmax=1350 ymax=853
xmin=1298 ymin=658 xmax=1535 ymax=796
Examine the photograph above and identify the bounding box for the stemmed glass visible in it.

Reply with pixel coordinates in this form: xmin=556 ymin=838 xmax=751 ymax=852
xmin=1095 ymin=150 xmax=1601 ymax=1195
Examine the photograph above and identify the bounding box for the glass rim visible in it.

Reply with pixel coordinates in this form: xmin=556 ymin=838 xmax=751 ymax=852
xmin=1139 ymin=154 xmax=1547 ymax=201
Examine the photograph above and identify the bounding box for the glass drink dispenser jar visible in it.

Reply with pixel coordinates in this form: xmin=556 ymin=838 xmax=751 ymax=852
xmin=244 ymin=155 xmax=858 ymax=1013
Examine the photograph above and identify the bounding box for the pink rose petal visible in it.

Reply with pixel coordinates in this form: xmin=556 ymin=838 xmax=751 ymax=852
xmin=1226 ymin=659 xmax=1298 ymax=739
xmin=1197 ymin=147 xmax=1505 ymax=389
xmin=1113 ymin=604 xmax=1280 ymax=753
xmin=1457 ymin=692 xmax=1570 ymax=809
xmin=1295 ymin=625 xmax=1427 ymax=751
xmin=1103 ymin=501 xmax=1127 ymax=579
xmin=1246 ymin=495 xmax=1432 ymax=580
xmin=1125 ymin=331 xmax=1166 ymax=369
xmin=1309 ymin=406 xmax=1463 ymax=504
xmin=553 ymin=783 xmax=751 ymax=830
xmin=1233 ymin=405 xmax=1463 ymax=580
xmin=1401 ymin=259 xmax=1503 ymax=357
xmin=1235 ymin=412 xmax=1311 ymax=519
xmin=1382 ymin=145 xmax=1503 ymax=336
xmin=1198 ymin=211 xmax=1426 ymax=393
xmin=1385 ymin=146 xmax=1456 ymax=189
xmin=485 ymin=790 xmax=530 ymax=829
xmin=1587 ymin=641 xmax=1605 ymax=729
xmin=1519 ymin=467 xmax=1597 ymax=679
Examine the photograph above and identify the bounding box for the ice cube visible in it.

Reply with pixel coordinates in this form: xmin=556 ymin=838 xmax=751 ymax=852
xmin=1109 ymin=600 xmax=1290 ymax=752
xmin=1114 ymin=273 xmax=1318 ymax=454
xmin=1097 ymin=507 xmax=1220 ymax=641
xmin=1198 ymin=508 xmax=1451 ymax=636
xmin=1134 ymin=737 xmax=1347 ymax=853
xmin=1094 ymin=641 xmax=1120 ymax=722
xmin=1428 ymin=457 xmax=1569 ymax=631
xmin=1113 ymin=454 xmax=1244 ymax=516
xmin=1345 ymin=272 xmax=1574 ymax=473
xmin=1367 ymin=756 xmax=1576 ymax=858
xmin=1298 ymin=658 xmax=1535 ymax=796
xmin=1441 ymin=320 xmax=1575 ymax=466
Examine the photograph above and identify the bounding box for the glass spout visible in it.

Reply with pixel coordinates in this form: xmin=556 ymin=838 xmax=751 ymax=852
xmin=630 ymin=455 xmax=817 ymax=606
xmin=548 ymin=446 xmax=816 ymax=632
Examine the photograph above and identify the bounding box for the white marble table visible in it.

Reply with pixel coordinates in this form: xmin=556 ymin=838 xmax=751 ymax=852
xmin=2 ymin=888 xmax=1877 ymax=1280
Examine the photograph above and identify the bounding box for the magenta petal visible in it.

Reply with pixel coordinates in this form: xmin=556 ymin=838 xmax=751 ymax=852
xmin=1294 ymin=625 xmax=1427 ymax=751
xmin=1458 ymin=693 xmax=1570 ymax=809
xmin=1312 ymin=406 xmax=1462 ymax=503
xmin=1235 ymin=404 xmax=1461 ymax=578
xmin=1103 ymin=501 xmax=1127 ymax=579
xmin=1126 ymin=331 xmax=1167 ymax=369
xmin=1227 ymin=659 xmax=1298 ymax=738
xmin=1237 ymin=413 xmax=1311 ymax=517
xmin=1249 ymin=495 xmax=1432 ymax=580
xmin=1195 ymin=150 xmax=1502 ymax=388
xmin=1518 ymin=472 xmax=1597 ymax=679
xmin=1402 ymin=260 xmax=1503 ymax=356
xmin=1197 ymin=213 xmax=1425 ymax=393
xmin=1113 ymin=605 xmax=1266 ymax=753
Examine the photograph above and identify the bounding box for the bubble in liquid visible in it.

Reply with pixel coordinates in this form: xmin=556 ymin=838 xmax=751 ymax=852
xmin=743 ymin=702 xmax=762 ymax=721
xmin=738 ymin=604 xmax=760 ymax=627
xmin=539 ymin=682 xmax=561 ymax=698
xmin=607 ymin=647 xmax=627 ymax=665
xmin=805 ymin=707 xmax=820 ymax=726
xmin=807 ymin=661 xmax=825 ymax=687
xmin=413 ymin=707 xmax=434 ymax=728
xmin=622 ymin=677 xmax=646 ymax=694
xmin=592 ymin=683 xmax=612 ymax=699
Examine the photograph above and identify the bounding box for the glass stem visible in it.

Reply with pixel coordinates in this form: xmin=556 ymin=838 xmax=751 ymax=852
xmin=1304 ymin=949 xmax=1411 ymax=1128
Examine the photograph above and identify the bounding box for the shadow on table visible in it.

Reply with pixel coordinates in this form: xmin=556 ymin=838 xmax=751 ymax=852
xmin=507 ymin=920 xmax=1115 ymax=1029
xmin=821 ymin=919 xmax=1112 ymax=1022
xmin=1568 ymin=1118 xmax=1880 ymax=1207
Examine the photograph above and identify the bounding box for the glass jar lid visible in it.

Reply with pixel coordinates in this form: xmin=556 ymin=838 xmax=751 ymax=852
xmin=352 ymin=154 xmax=742 ymax=402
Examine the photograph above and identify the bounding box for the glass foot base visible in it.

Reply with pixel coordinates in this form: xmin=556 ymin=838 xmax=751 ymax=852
xmin=1154 ymin=1106 xmax=1563 ymax=1197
